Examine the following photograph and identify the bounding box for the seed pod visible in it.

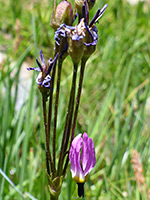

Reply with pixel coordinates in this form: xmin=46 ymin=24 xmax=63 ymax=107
xmin=68 ymin=35 xmax=84 ymax=65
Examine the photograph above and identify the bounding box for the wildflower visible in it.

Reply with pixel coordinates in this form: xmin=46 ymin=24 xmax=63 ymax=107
xmin=69 ymin=132 xmax=96 ymax=197
xmin=27 ymin=50 xmax=58 ymax=94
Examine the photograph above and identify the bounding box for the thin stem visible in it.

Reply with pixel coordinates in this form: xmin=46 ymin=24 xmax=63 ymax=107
xmin=57 ymin=63 xmax=78 ymax=176
xmin=71 ymin=59 xmax=87 ymax=140
xmin=54 ymin=0 xmax=56 ymax=10
xmin=42 ymin=95 xmax=53 ymax=175
xmin=63 ymin=64 xmax=78 ymax=154
xmin=48 ymin=55 xmax=57 ymax=144
xmin=53 ymin=59 xmax=63 ymax=171
xmin=50 ymin=195 xmax=58 ymax=200
xmin=63 ymin=58 xmax=87 ymax=176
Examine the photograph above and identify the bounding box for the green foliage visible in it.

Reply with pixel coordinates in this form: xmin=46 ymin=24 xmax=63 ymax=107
xmin=0 ymin=0 xmax=150 ymax=199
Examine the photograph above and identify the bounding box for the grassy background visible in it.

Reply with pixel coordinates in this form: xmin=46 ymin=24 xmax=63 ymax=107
xmin=0 ymin=0 xmax=150 ymax=199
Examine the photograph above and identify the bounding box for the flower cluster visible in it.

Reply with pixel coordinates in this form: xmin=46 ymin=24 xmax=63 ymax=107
xmin=27 ymin=0 xmax=107 ymax=199
xmin=55 ymin=1 xmax=108 ymax=63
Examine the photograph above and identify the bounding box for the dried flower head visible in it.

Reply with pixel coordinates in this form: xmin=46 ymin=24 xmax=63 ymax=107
xmin=27 ymin=50 xmax=58 ymax=94
xmin=55 ymin=3 xmax=108 ymax=63
xmin=131 ymin=150 xmax=146 ymax=193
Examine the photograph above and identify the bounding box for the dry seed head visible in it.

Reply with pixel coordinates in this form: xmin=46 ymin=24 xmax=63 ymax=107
xmin=131 ymin=150 xmax=146 ymax=193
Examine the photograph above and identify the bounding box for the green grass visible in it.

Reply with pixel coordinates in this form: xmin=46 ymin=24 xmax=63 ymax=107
xmin=0 ymin=0 xmax=150 ymax=199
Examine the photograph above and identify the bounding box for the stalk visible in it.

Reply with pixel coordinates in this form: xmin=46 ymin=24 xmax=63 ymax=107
xmin=48 ymin=55 xmax=57 ymax=144
xmin=57 ymin=63 xmax=78 ymax=176
xmin=53 ymin=58 xmax=63 ymax=171
xmin=63 ymin=58 xmax=87 ymax=175
xmin=42 ymin=95 xmax=53 ymax=175
xmin=63 ymin=64 xmax=78 ymax=154
xmin=50 ymin=195 xmax=58 ymax=200
xmin=71 ymin=58 xmax=87 ymax=140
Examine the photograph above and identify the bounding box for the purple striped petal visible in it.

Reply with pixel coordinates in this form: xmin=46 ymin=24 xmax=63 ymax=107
xmin=69 ymin=132 xmax=96 ymax=183
xmin=27 ymin=67 xmax=41 ymax=72
xmin=42 ymin=75 xmax=51 ymax=88
xmin=81 ymin=133 xmax=96 ymax=176
xmin=69 ymin=134 xmax=83 ymax=180
xmin=40 ymin=50 xmax=45 ymax=66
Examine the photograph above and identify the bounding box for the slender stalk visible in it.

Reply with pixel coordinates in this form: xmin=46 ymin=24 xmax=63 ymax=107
xmin=42 ymin=95 xmax=53 ymax=175
xmin=53 ymin=59 xmax=63 ymax=171
xmin=50 ymin=195 xmax=58 ymax=200
xmin=57 ymin=63 xmax=78 ymax=176
xmin=48 ymin=56 xmax=57 ymax=143
xmin=63 ymin=64 xmax=78 ymax=154
xmin=63 ymin=58 xmax=87 ymax=175
xmin=54 ymin=0 xmax=56 ymax=10
xmin=71 ymin=58 xmax=87 ymax=140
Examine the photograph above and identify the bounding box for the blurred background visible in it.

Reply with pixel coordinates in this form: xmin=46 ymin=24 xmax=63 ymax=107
xmin=0 ymin=0 xmax=150 ymax=199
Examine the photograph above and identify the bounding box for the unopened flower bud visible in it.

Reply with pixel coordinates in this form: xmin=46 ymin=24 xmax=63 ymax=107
xmin=51 ymin=1 xmax=73 ymax=31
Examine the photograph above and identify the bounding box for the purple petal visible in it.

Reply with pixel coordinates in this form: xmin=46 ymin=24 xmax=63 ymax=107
xmin=36 ymin=58 xmax=43 ymax=71
xmin=69 ymin=134 xmax=83 ymax=179
xmin=60 ymin=42 xmax=68 ymax=59
xmin=40 ymin=50 xmax=45 ymax=66
xmin=47 ymin=53 xmax=59 ymax=75
xmin=55 ymin=28 xmax=66 ymax=45
xmin=27 ymin=67 xmax=41 ymax=72
xmin=72 ymin=34 xmax=83 ymax=41
xmin=42 ymin=75 xmax=51 ymax=88
xmin=72 ymin=13 xmax=78 ymax=23
xmin=81 ymin=133 xmax=96 ymax=176
xmin=36 ymin=73 xmax=42 ymax=85
xmin=84 ymin=26 xmax=98 ymax=46
xmin=94 ymin=4 xmax=108 ymax=23
xmin=84 ymin=40 xmax=97 ymax=46
xmin=89 ymin=9 xmax=100 ymax=27
xmin=48 ymin=58 xmax=53 ymax=65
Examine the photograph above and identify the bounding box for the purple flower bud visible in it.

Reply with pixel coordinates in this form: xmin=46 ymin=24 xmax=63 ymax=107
xmin=69 ymin=132 xmax=96 ymax=184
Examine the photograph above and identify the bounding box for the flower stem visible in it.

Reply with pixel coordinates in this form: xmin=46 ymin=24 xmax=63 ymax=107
xmin=57 ymin=62 xmax=78 ymax=176
xmin=71 ymin=58 xmax=87 ymax=140
xmin=53 ymin=58 xmax=63 ymax=171
xmin=42 ymin=95 xmax=53 ymax=175
xmin=50 ymin=195 xmax=58 ymax=200
xmin=48 ymin=56 xmax=57 ymax=142
xmin=77 ymin=183 xmax=85 ymax=198
xmin=63 ymin=58 xmax=87 ymax=176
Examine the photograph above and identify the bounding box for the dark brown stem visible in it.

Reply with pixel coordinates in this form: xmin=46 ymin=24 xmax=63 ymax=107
xmin=71 ymin=59 xmax=87 ymax=140
xmin=42 ymin=95 xmax=53 ymax=175
xmin=48 ymin=59 xmax=57 ymax=142
xmin=63 ymin=58 xmax=87 ymax=176
xmin=50 ymin=195 xmax=58 ymax=200
xmin=57 ymin=63 xmax=78 ymax=176
xmin=53 ymin=59 xmax=63 ymax=171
